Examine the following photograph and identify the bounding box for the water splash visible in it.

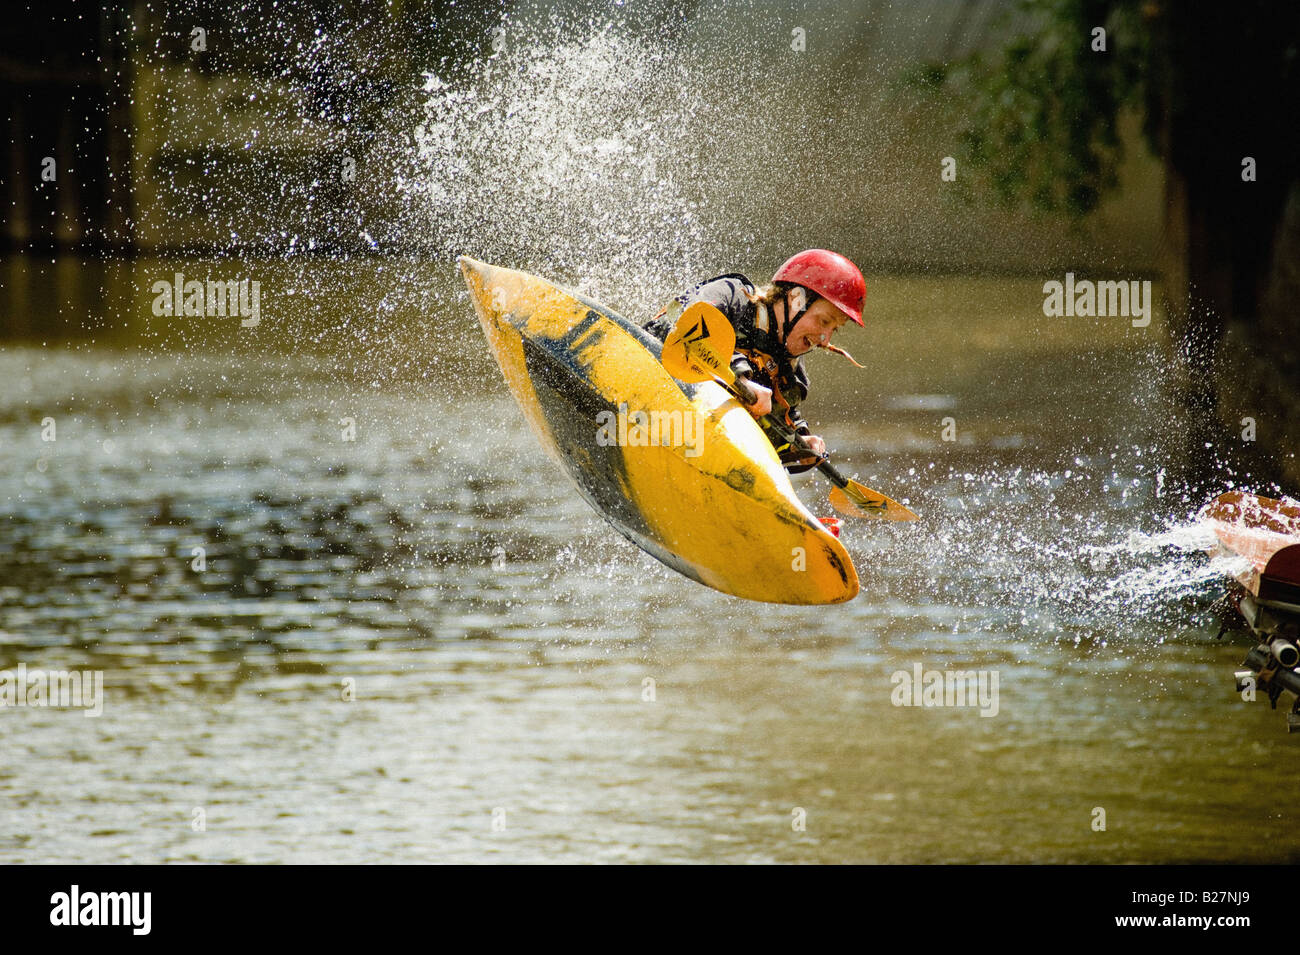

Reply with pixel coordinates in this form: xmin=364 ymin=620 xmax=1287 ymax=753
xmin=859 ymin=453 xmax=1242 ymax=646
xmin=392 ymin=14 xmax=873 ymax=316
xmin=399 ymin=26 xmax=707 ymax=309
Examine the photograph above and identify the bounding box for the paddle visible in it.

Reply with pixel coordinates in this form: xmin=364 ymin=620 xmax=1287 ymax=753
xmin=661 ymin=302 xmax=917 ymax=522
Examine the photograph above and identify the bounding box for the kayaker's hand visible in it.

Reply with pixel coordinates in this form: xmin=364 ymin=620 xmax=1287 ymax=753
xmin=744 ymin=382 xmax=772 ymax=417
xmin=803 ymin=434 xmax=827 ymax=458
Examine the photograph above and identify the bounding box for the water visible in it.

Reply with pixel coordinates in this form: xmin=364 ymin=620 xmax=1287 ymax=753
xmin=2 ymin=259 xmax=1297 ymax=864
xmin=2 ymin=6 xmax=1294 ymax=864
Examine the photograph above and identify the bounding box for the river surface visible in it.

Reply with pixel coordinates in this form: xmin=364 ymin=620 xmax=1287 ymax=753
xmin=1 ymin=257 xmax=1296 ymax=863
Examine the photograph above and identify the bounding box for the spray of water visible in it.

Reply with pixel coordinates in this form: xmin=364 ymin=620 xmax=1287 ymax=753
xmin=399 ymin=27 xmax=706 ymax=308
xmin=877 ymin=466 xmax=1216 ymax=638
xmin=391 ymin=13 xmax=880 ymax=315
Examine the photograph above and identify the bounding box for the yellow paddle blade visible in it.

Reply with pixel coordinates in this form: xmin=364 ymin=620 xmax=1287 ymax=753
xmin=829 ymin=484 xmax=918 ymax=522
xmin=662 ymin=301 xmax=737 ymax=385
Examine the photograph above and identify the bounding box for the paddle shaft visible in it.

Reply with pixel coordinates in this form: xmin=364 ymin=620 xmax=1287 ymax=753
xmin=759 ymin=408 xmax=854 ymax=489
xmin=710 ymin=373 xmax=851 ymax=489
xmin=662 ymin=301 xmax=914 ymax=520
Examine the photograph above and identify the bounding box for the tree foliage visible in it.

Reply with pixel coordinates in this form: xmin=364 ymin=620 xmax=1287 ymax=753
xmin=929 ymin=0 xmax=1153 ymax=217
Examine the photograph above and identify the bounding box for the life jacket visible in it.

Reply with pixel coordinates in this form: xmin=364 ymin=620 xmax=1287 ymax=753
xmin=742 ymin=327 xmax=800 ymax=430
xmin=744 ymin=302 xmax=820 ymax=471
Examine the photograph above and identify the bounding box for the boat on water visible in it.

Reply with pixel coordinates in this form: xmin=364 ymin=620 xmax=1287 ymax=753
xmin=1200 ymin=490 xmax=1300 ymax=729
xmin=458 ymin=256 xmax=859 ymax=605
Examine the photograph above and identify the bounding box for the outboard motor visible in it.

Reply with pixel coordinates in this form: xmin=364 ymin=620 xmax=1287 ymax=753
xmin=1202 ymin=491 xmax=1300 ymax=731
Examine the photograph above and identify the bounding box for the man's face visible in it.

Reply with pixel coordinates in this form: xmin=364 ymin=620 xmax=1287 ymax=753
xmin=786 ymin=297 xmax=849 ymax=356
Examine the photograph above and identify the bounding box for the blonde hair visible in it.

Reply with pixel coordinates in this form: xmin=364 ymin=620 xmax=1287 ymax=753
xmin=742 ymin=282 xmax=791 ymax=308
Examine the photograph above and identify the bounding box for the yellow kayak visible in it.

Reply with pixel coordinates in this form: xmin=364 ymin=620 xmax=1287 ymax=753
xmin=459 ymin=256 xmax=859 ymax=604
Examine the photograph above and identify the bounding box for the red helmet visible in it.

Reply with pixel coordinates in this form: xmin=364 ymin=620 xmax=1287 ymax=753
xmin=772 ymin=249 xmax=866 ymax=326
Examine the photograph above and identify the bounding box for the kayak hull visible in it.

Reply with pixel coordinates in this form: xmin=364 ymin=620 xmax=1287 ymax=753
xmin=459 ymin=256 xmax=859 ymax=604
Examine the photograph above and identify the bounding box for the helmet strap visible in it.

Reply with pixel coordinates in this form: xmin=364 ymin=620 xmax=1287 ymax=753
xmin=781 ymin=285 xmax=813 ymax=343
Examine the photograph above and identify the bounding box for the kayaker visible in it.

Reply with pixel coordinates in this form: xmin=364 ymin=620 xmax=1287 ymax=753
xmin=644 ymin=249 xmax=866 ymax=472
